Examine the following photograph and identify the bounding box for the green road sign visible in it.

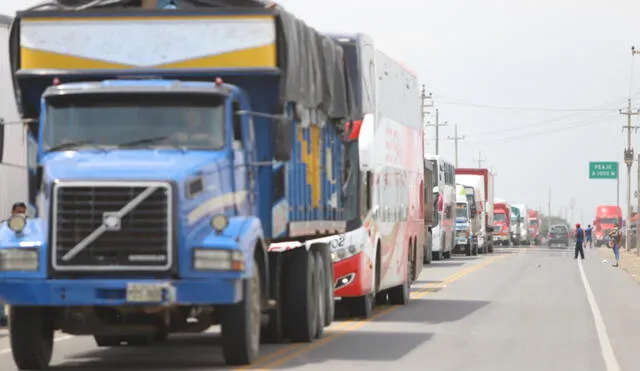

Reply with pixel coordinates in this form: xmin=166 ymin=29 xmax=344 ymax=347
xmin=589 ymin=161 xmax=618 ymax=179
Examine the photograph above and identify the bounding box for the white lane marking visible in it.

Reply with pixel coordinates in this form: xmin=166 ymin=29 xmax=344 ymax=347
xmin=578 ymin=259 xmax=621 ymax=371
xmin=0 ymin=335 xmax=74 ymax=355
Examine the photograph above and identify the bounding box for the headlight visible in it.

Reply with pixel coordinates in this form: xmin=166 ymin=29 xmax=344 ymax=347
xmin=331 ymin=243 xmax=362 ymax=262
xmin=210 ymin=214 xmax=229 ymax=233
xmin=0 ymin=248 xmax=38 ymax=271
xmin=7 ymin=215 xmax=26 ymax=233
xmin=193 ymin=248 xmax=243 ymax=271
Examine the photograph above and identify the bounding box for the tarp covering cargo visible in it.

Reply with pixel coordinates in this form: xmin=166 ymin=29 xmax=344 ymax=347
xmin=11 ymin=0 xmax=354 ymax=120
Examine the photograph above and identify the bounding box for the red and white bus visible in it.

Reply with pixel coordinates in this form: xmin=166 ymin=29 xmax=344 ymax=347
xmin=329 ymin=33 xmax=424 ymax=318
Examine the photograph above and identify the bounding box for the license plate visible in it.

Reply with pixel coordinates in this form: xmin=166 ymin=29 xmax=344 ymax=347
xmin=126 ymin=283 xmax=172 ymax=303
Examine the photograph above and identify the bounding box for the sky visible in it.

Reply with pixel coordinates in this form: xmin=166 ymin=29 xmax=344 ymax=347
xmin=3 ymin=0 xmax=640 ymax=223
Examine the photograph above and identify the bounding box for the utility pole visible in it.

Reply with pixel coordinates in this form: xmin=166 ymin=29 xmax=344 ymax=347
xmin=569 ymin=198 xmax=575 ymax=223
xmin=427 ymin=109 xmax=448 ymax=155
xmin=620 ymin=98 xmax=640 ymax=249
xmin=420 ymin=85 xmax=431 ymax=152
xmin=447 ymin=124 xmax=465 ymax=167
xmin=637 ymin=153 xmax=640 ymax=255
xmin=473 ymin=151 xmax=487 ymax=168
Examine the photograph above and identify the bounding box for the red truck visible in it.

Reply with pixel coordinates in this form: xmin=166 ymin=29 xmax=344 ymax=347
xmin=493 ymin=199 xmax=511 ymax=246
xmin=593 ymin=205 xmax=622 ymax=246
xmin=527 ymin=209 xmax=541 ymax=244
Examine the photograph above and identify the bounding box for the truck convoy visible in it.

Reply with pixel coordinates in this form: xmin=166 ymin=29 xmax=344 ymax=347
xmin=327 ymin=33 xmax=424 ymax=319
xmin=527 ymin=209 xmax=541 ymax=245
xmin=594 ymin=205 xmax=623 ymax=246
xmin=455 ymin=168 xmax=494 ymax=254
xmin=0 ymin=1 xmax=365 ymax=368
xmin=493 ymin=199 xmax=512 ymax=246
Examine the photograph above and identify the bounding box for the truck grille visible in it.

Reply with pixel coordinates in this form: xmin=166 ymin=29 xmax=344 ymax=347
xmin=51 ymin=181 xmax=173 ymax=272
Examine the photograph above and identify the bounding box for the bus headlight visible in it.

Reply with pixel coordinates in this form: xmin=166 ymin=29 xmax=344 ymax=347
xmin=0 ymin=248 xmax=38 ymax=271
xmin=332 ymin=244 xmax=362 ymax=262
xmin=193 ymin=248 xmax=244 ymax=271
xmin=7 ymin=215 xmax=26 ymax=233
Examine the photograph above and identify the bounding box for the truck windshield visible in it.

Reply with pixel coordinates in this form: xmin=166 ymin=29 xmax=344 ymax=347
xmin=494 ymin=213 xmax=506 ymax=222
xmin=599 ymin=218 xmax=618 ymax=225
xmin=43 ymin=92 xmax=226 ymax=151
xmin=529 ymin=219 xmax=539 ymax=226
xmin=456 ymin=203 xmax=467 ymax=219
xmin=511 ymin=216 xmax=518 ymax=224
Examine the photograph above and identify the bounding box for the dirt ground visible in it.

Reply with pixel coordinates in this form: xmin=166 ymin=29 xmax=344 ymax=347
xmin=597 ymin=246 xmax=640 ymax=283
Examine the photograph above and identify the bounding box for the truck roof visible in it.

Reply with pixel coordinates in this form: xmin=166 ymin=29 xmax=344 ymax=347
xmin=43 ymin=79 xmax=233 ymax=97
xmin=10 ymin=0 xmax=354 ymax=122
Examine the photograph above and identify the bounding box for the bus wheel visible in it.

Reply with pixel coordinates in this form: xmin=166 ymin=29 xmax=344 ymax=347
xmin=344 ymin=293 xmax=374 ymax=319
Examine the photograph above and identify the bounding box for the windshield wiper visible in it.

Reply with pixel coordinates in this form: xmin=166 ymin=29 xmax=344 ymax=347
xmin=117 ymin=136 xmax=170 ymax=148
xmin=47 ymin=140 xmax=103 ymax=152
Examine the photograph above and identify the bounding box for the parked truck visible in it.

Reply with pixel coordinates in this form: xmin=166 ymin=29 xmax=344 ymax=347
xmin=456 ymin=169 xmax=495 ymax=253
xmin=493 ymin=199 xmax=512 ymax=246
xmin=0 ymin=1 xmax=355 ymax=369
xmin=527 ymin=209 xmax=541 ymax=245
xmin=423 ymin=160 xmax=435 ymax=263
xmin=594 ymin=205 xmax=623 ymax=246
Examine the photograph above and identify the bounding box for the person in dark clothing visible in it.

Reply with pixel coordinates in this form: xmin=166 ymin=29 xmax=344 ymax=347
xmin=585 ymin=224 xmax=593 ymax=248
xmin=575 ymin=223 xmax=585 ymax=259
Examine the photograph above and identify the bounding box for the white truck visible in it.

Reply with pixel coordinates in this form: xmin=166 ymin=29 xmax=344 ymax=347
xmin=456 ymin=170 xmax=494 ymax=253
xmin=512 ymin=204 xmax=531 ymax=245
xmin=455 ymin=184 xmax=478 ymax=256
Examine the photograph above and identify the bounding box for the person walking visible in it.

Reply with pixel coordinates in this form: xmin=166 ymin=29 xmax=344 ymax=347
xmin=585 ymin=224 xmax=593 ymax=248
xmin=574 ymin=223 xmax=585 ymax=260
xmin=608 ymin=223 xmax=622 ymax=267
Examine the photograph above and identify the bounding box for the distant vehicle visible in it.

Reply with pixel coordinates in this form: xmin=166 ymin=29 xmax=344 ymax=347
xmin=455 ymin=168 xmax=495 ymax=253
xmin=512 ymin=204 xmax=530 ymax=245
xmin=527 ymin=209 xmax=541 ymax=245
xmin=426 ymin=154 xmax=455 ymax=260
xmin=548 ymin=224 xmax=570 ymax=248
xmin=455 ymin=184 xmax=476 ymax=256
xmin=493 ymin=199 xmax=512 ymax=246
xmin=594 ymin=205 xmax=622 ymax=247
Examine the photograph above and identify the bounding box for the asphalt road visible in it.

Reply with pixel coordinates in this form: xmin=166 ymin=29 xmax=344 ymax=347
xmin=1 ymin=246 xmax=639 ymax=371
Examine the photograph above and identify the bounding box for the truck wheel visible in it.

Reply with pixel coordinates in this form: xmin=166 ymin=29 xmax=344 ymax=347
xmin=10 ymin=306 xmax=54 ymax=370
xmin=344 ymin=294 xmax=374 ymax=318
xmin=282 ymin=249 xmax=318 ymax=342
xmin=317 ymin=245 xmax=335 ymax=327
xmin=313 ymin=249 xmax=326 ymax=339
xmin=219 ymin=259 xmax=261 ymax=365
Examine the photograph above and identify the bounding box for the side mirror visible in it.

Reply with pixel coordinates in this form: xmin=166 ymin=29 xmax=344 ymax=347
xmin=358 ymin=113 xmax=375 ymax=170
xmin=273 ymin=117 xmax=291 ymax=162
xmin=487 ymin=226 xmax=494 ymax=232
xmin=26 ymin=203 xmax=37 ymax=218
xmin=427 ymin=226 xmax=432 ymax=233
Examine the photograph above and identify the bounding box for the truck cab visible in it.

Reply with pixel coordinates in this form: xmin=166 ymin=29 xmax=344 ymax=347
xmin=594 ymin=205 xmax=622 ymax=246
xmin=493 ymin=199 xmax=511 ymax=246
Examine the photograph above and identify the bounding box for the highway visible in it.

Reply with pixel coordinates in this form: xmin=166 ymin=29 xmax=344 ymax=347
xmin=1 ymin=246 xmax=639 ymax=370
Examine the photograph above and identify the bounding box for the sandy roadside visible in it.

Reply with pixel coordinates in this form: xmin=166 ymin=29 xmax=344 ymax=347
xmin=597 ymin=246 xmax=640 ymax=283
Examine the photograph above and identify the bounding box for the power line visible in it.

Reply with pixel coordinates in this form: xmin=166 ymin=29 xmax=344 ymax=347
xmin=464 ymin=113 xmax=618 ymax=143
xmin=437 ymin=100 xmax=617 ymax=112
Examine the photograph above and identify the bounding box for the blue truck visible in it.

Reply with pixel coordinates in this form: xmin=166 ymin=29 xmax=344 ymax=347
xmin=0 ymin=0 xmax=354 ymax=369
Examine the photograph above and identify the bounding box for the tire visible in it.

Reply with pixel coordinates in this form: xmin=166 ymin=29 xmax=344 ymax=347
xmin=219 ymin=259 xmax=261 ymax=365
xmin=432 ymin=251 xmax=441 ymax=261
xmin=313 ymin=249 xmax=326 ymax=339
xmin=388 ymin=246 xmax=412 ymax=305
xmin=282 ymin=249 xmax=318 ymax=342
xmin=317 ymin=246 xmax=334 ymax=327
xmin=10 ymin=306 xmax=54 ymax=370
xmin=343 ymin=294 xmax=374 ymax=319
